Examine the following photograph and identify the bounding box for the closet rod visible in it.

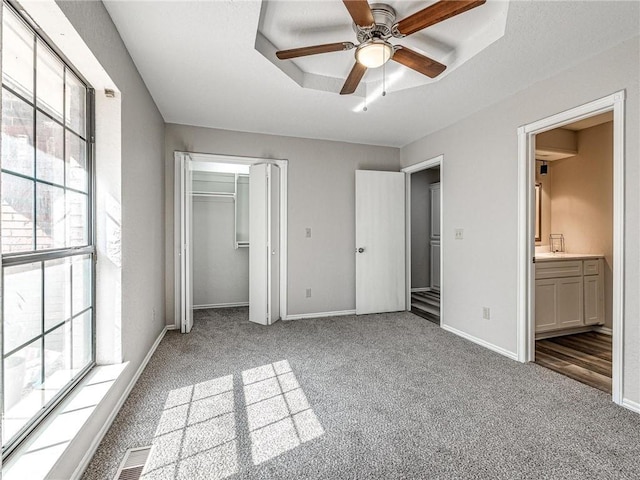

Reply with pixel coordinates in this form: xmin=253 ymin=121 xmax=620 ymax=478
xmin=192 ymin=192 xmax=236 ymax=198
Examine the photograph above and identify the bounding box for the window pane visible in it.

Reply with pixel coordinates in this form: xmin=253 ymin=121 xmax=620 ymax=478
xmin=35 ymin=183 xmax=65 ymax=250
xmin=44 ymin=323 xmax=72 ymax=401
xmin=1 ymin=6 xmax=34 ymax=99
xmin=3 ymin=262 xmax=42 ymax=353
xmin=72 ymin=310 xmax=92 ymax=371
xmin=1 ymin=173 xmax=35 ymax=254
xmin=66 ymin=191 xmax=88 ymax=247
xmin=72 ymin=255 xmax=92 ymax=315
xmin=36 ymin=40 xmax=64 ymax=122
xmin=66 ymin=131 xmax=88 ymax=192
xmin=36 ymin=111 xmax=64 ymax=185
xmin=2 ymin=339 xmax=44 ymax=445
xmin=65 ymin=72 xmax=86 ymax=137
xmin=44 ymin=258 xmax=71 ymax=331
xmin=1 ymin=87 xmax=35 ymax=177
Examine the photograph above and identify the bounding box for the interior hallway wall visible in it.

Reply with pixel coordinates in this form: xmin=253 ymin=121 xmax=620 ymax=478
xmin=165 ymin=125 xmax=400 ymax=321
xmin=400 ymin=37 xmax=640 ymax=406
xmin=549 ymin=121 xmax=614 ymax=328
xmin=411 ymin=167 xmax=440 ymax=289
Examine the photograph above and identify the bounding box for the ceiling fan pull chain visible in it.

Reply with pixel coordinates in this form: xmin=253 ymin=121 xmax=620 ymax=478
xmin=382 ymin=58 xmax=387 ymax=97
xmin=363 ymin=87 xmax=368 ymax=112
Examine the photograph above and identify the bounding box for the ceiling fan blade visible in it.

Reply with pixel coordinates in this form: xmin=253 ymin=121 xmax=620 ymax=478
xmin=343 ymin=0 xmax=375 ymax=27
xmin=392 ymin=47 xmax=446 ymax=78
xmin=340 ymin=62 xmax=367 ymax=95
xmin=394 ymin=0 xmax=486 ymax=37
xmin=276 ymin=42 xmax=355 ymax=60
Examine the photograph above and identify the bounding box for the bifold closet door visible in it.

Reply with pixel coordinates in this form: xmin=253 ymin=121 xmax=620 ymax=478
xmin=176 ymin=152 xmax=194 ymax=333
xmin=249 ymin=163 xmax=280 ymax=325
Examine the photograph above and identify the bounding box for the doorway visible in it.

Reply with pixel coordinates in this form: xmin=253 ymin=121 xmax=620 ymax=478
xmin=402 ymin=155 xmax=443 ymax=325
xmin=517 ymin=91 xmax=625 ymax=404
xmin=532 ymin=112 xmax=614 ymax=393
xmin=174 ymin=152 xmax=288 ymax=332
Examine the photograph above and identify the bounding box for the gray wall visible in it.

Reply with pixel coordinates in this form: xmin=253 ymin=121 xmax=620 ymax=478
xmin=57 ymin=0 xmax=165 ymax=365
xmin=192 ymin=197 xmax=249 ymax=306
xmin=165 ymin=124 xmax=400 ymax=321
xmin=400 ymin=37 xmax=640 ymax=405
xmin=50 ymin=2 xmax=165 ymax=476
xmin=411 ymin=167 xmax=440 ymax=289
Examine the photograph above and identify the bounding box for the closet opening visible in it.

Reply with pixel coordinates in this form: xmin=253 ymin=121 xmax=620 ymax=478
xmin=402 ymin=155 xmax=443 ymax=326
xmin=174 ymin=152 xmax=288 ymax=333
xmin=192 ymin=162 xmax=250 ymax=310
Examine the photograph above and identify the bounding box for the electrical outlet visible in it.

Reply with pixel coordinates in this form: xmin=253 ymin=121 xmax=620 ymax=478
xmin=305 ymin=227 xmax=312 ymax=238
xmin=482 ymin=307 xmax=490 ymax=320
xmin=152 ymin=308 xmax=156 ymax=322
xmin=306 ymin=288 xmax=312 ymax=298
xmin=455 ymin=228 xmax=464 ymax=240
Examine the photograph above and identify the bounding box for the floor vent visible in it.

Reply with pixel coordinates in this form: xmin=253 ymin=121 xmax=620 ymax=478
xmin=114 ymin=446 xmax=152 ymax=480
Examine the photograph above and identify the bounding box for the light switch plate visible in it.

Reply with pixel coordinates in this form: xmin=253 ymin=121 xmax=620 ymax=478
xmin=455 ymin=228 xmax=464 ymax=240
xmin=305 ymin=227 xmax=312 ymax=238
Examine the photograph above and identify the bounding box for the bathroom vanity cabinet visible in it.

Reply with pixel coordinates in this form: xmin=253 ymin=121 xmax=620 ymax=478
xmin=534 ymin=255 xmax=605 ymax=334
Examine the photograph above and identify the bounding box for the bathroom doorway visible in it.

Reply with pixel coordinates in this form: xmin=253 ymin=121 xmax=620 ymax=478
xmin=516 ymin=92 xmax=625 ymax=403
xmin=533 ymin=112 xmax=613 ymax=393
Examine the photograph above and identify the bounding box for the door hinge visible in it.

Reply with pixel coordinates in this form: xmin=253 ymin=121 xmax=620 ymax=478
xmin=532 ymin=257 xmax=536 ymax=264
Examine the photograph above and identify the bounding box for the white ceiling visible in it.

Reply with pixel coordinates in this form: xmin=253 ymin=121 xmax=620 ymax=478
xmin=103 ymin=1 xmax=639 ymax=148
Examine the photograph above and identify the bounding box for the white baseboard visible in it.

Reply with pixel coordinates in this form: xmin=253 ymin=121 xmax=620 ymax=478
xmin=193 ymin=302 xmax=249 ymax=310
xmin=441 ymin=323 xmax=518 ymax=361
xmin=594 ymin=326 xmax=613 ymax=336
xmin=411 ymin=287 xmax=431 ymax=292
xmin=622 ymin=398 xmax=640 ymax=414
xmin=71 ymin=326 xmax=169 ymax=479
xmin=285 ymin=309 xmax=356 ymax=321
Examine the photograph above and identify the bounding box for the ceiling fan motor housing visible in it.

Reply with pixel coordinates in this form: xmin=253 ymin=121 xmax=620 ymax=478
xmin=354 ymin=3 xmax=397 ymax=42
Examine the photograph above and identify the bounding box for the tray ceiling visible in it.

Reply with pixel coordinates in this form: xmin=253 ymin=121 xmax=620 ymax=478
xmin=256 ymin=1 xmax=509 ymax=95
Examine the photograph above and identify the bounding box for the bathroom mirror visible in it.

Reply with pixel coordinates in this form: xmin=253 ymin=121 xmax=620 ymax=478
xmin=535 ymin=183 xmax=541 ymax=242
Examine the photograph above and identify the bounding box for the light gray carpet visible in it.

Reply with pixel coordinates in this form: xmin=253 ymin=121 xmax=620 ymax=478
xmin=82 ymin=308 xmax=640 ymax=479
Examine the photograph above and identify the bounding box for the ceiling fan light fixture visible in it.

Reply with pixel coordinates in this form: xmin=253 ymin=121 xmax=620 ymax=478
xmin=355 ymin=39 xmax=393 ymax=68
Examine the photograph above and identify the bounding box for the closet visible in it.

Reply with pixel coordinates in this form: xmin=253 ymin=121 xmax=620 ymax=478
xmin=191 ymin=163 xmax=250 ymax=309
xmin=175 ymin=152 xmax=285 ymax=333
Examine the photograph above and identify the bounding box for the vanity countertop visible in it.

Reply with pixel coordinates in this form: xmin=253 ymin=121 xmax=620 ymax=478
xmin=536 ymin=252 xmax=604 ymax=262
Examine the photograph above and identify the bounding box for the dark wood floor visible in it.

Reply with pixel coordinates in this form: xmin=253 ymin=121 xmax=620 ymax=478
xmin=410 ymin=290 xmax=440 ymax=325
xmin=535 ymin=331 xmax=612 ymax=394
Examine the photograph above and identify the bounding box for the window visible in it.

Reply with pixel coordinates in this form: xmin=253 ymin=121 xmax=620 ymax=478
xmin=1 ymin=2 xmax=94 ymax=456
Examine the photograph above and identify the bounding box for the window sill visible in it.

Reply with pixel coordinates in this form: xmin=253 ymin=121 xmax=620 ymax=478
xmin=2 ymin=363 xmax=129 ymax=480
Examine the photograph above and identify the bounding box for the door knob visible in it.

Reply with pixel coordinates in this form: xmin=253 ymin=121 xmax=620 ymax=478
xmin=357 ymin=247 xmax=365 ymax=253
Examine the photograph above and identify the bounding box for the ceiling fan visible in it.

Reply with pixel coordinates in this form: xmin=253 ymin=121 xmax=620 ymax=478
xmin=275 ymin=0 xmax=486 ymax=95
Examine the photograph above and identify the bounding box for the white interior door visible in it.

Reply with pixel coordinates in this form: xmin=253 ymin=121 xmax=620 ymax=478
xmin=176 ymin=152 xmax=193 ymax=333
xmin=249 ymin=163 xmax=280 ymax=325
xmin=356 ymin=170 xmax=406 ymax=314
